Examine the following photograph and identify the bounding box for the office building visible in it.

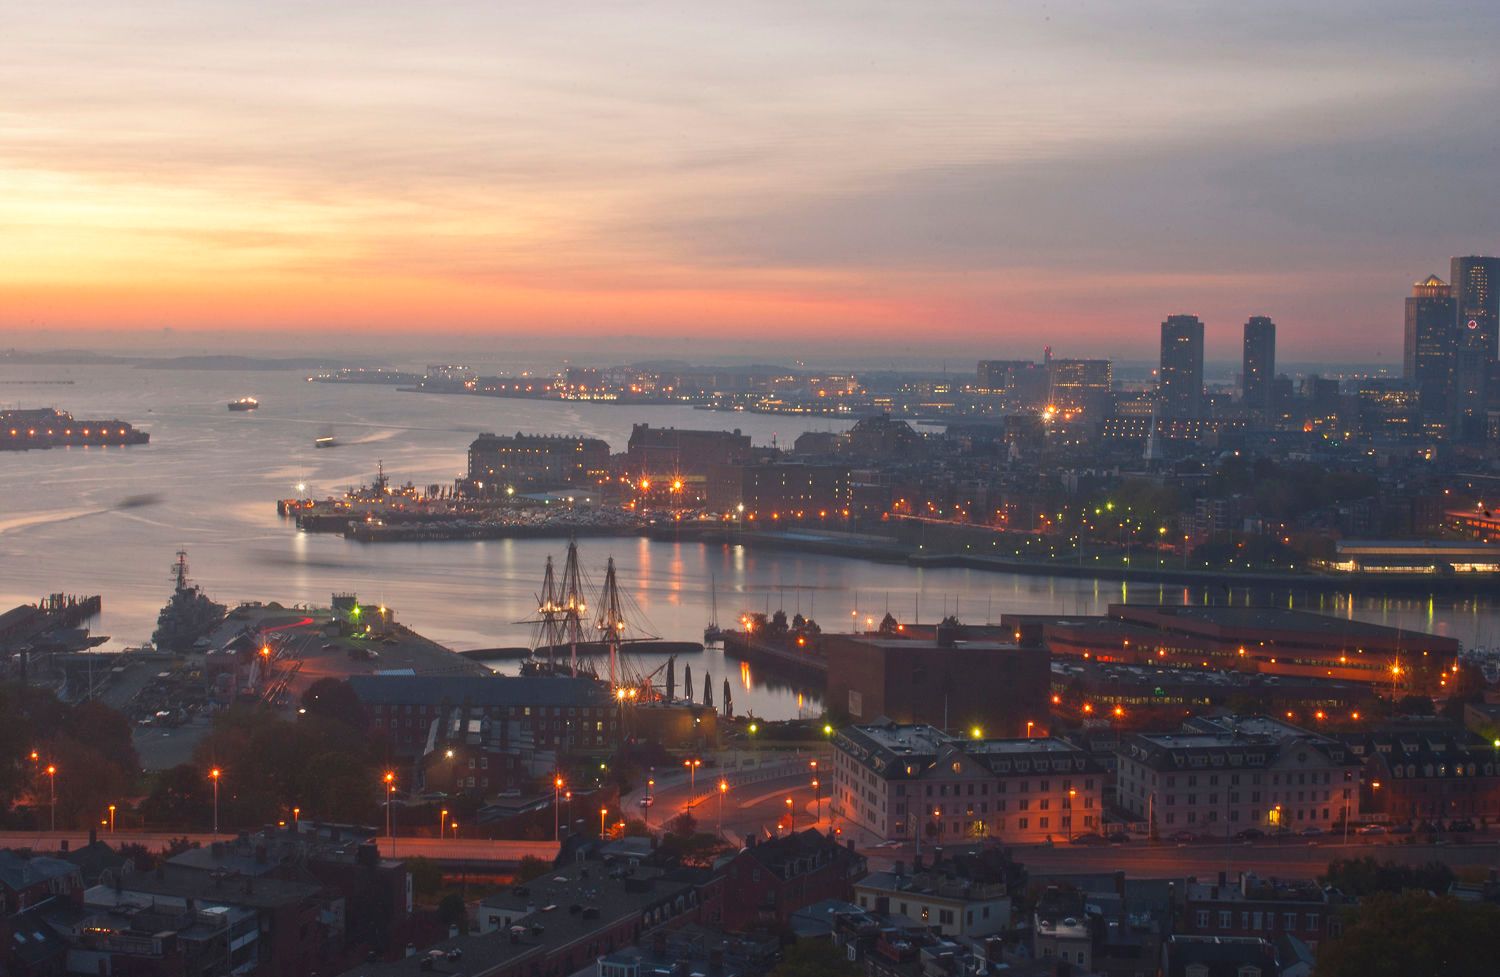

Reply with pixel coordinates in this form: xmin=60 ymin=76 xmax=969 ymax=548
xmin=625 ymin=424 xmax=753 ymax=477
xmin=466 ymin=432 xmax=610 ymax=491
xmin=1047 ymin=358 xmax=1113 ymax=414
xmin=1158 ymin=315 xmax=1205 ymax=418
xmin=976 ymin=359 xmax=1049 ymax=404
xmin=1241 ymin=316 xmax=1275 ymax=415
xmin=1404 ymin=275 xmax=1456 ymax=423
xmin=1451 ymin=256 xmax=1500 ymax=436
xmin=1339 ymin=721 xmax=1500 ymax=823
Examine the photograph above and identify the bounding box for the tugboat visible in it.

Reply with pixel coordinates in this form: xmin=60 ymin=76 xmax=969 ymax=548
xmin=228 ymin=397 xmax=259 ymax=412
xmin=152 ymin=550 xmax=227 ymax=653
xmin=315 ymin=435 xmax=338 ymax=449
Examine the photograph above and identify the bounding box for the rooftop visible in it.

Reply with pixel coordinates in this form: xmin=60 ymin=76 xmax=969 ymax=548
xmin=348 ymin=674 xmax=612 ymax=708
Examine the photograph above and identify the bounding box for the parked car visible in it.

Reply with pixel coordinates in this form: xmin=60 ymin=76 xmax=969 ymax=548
xmin=1448 ymin=819 xmax=1476 ymax=833
xmin=1233 ymin=828 xmax=1266 ymax=842
xmin=1357 ymin=824 xmax=1387 ymax=836
xmin=1300 ymin=826 xmax=1325 ymax=836
xmin=1070 ymin=832 xmax=1107 ymax=846
xmin=1169 ymin=830 xmax=1200 ymax=843
xmin=1106 ymin=831 xmax=1132 ymax=843
xmin=1389 ymin=822 xmax=1413 ymax=834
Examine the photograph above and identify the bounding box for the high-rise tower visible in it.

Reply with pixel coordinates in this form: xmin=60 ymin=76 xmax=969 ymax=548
xmin=1404 ymin=274 xmax=1455 ymax=426
xmin=1158 ymin=314 xmax=1205 ymax=418
xmin=1450 ymin=256 xmax=1500 ymax=436
xmin=1241 ymin=316 xmax=1275 ymax=416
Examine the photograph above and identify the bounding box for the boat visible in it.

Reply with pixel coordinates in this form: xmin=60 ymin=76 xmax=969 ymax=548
xmin=228 ymin=397 xmax=259 ymax=411
xmin=315 ymin=435 xmax=338 ymax=449
xmin=704 ymin=572 xmax=725 ymax=644
xmin=151 ymin=550 xmax=227 ymax=653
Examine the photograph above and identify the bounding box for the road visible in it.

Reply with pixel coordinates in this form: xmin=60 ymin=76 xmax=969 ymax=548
xmin=0 ymin=830 xmax=558 ymax=867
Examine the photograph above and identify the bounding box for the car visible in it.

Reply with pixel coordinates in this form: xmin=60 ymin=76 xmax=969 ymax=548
xmin=1448 ymin=819 xmax=1476 ymax=833
xmin=1169 ymin=830 xmax=1199 ymax=843
xmin=1300 ymin=826 xmax=1325 ymax=836
xmin=321 ymin=643 xmax=336 ymax=651
xmin=1357 ymin=824 xmax=1387 ymax=836
xmin=1106 ymin=831 xmax=1132 ymax=844
xmin=1070 ymin=832 xmax=1107 ymax=846
xmin=1232 ymin=828 xmax=1266 ymax=842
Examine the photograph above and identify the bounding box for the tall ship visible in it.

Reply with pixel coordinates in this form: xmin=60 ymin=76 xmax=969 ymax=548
xmin=227 ymin=397 xmax=259 ymax=412
xmin=0 ymin=408 xmax=149 ymax=451
xmin=152 ymin=550 xmax=227 ymax=653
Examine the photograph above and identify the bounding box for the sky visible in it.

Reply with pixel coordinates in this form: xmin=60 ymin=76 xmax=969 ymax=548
xmin=2 ymin=0 xmax=1498 ymax=363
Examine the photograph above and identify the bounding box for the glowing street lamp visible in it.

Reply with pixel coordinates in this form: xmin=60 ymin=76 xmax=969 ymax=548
xmin=553 ymin=776 xmax=565 ymax=842
xmin=785 ymin=796 xmax=795 ymax=832
xmin=108 ymin=804 xmax=116 ymax=834
xmin=208 ymin=767 xmax=220 ymax=836
xmin=684 ymin=758 xmax=702 ymax=794
xmin=383 ymin=772 xmax=396 ymax=856
xmin=600 ymin=806 xmax=609 ymax=838
xmin=440 ymin=807 xmax=449 ymax=840
xmin=1026 ymin=721 xmax=1034 ymax=738
xmin=1067 ymin=788 xmax=1077 ymax=843
xmin=718 ymin=779 xmax=729 ymax=836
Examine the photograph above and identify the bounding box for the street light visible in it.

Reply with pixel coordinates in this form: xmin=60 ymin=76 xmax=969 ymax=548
xmin=1026 ymin=721 xmax=1034 ymax=739
xmin=292 ymin=806 xmax=300 ymax=828
xmin=208 ymin=767 xmax=220 ymax=837
xmin=718 ymin=779 xmax=728 ymax=837
xmin=45 ymin=765 xmax=56 ymax=832
xmin=108 ymin=804 xmax=116 ymax=834
xmin=553 ymin=777 xmax=564 ymax=842
xmin=1067 ymin=788 xmax=1077 ymax=843
xmin=812 ymin=778 xmax=821 ymax=826
xmin=440 ymin=807 xmax=449 ymax=840
xmin=785 ymin=797 xmax=795 ymax=832
xmin=384 ymin=772 xmax=396 ymax=856
xmin=646 ymin=778 xmax=655 ymax=831
xmin=684 ymin=758 xmax=701 ymax=795
xmin=600 ymin=806 xmax=609 ymax=838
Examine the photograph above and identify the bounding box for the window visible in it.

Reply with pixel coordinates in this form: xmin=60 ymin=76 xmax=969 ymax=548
xmin=1218 ymin=910 xmax=1231 ymax=929
xmin=1196 ymin=911 xmax=1210 ymax=928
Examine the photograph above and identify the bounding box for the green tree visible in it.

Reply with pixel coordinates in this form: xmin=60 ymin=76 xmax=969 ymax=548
xmin=1321 ymin=857 xmax=1454 ymax=898
xmin=770 ymin=939 xmax=861 ymax=977
xmin=437 ymin=892 xmax=467 ymax=928
xmin=407 ymin=857 xmax=443 ymax=898
xmin=514 ymin=855 xmax=551 ymax=883
xmin=1316 ymin=892 xmax=1500 ymax=977
xmin=300 ymin=678 xmax=367 ymax=728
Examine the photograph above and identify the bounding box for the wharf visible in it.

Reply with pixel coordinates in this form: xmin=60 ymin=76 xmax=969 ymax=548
xmin=721 ymin=630 xmax=828 ymax=678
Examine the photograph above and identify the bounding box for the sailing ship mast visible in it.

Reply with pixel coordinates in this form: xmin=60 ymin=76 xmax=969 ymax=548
xmin=559 ymin=539 xmax=588 ymax=678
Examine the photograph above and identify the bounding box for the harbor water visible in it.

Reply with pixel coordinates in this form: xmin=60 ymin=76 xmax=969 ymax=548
xmin=3 ymin=362 xmax=1499 ymax=719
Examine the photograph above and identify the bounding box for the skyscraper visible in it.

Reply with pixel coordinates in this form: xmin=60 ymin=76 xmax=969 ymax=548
xmin=1158 ymin=314 xmax=1205 ymax=418
xmin=1450 ymin=256 xmax=1500 ymax=436
xmin=1403 ymin=274 xmax=1455 ymax=425
xmin=1241 ymin=316 xmax=1275 ymax=415
xmin=1046 ymin=358 xmax=1113 ymax=413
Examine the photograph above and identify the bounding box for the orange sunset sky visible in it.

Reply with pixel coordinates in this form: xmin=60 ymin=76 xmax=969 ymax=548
xmin=4 ymin=1 xmax=1498 ymax=361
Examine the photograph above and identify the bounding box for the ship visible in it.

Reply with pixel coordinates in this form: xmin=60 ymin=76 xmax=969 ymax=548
xmin=151 ymin=550 xmax=227 ymax=653
xmin=0 ymin=408 xmax=149 ymax=451
xmin=315 ymin=435 xmax=338 ymax=449
xmin=228 ymin=397 xmax=259 ymax=411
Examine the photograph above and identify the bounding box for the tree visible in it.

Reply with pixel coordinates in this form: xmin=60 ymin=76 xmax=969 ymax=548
xmin=437 ymin=892 xmax=467 ymax=929
xmin=407 ymin=857 xmax=443 ymax=898
xmin=1321 ymin=857 xmax=1454 ymax=898
xmin=140 ymin=764 xmax=214 ymax=830
xmin=514 ymin=855 xmax=551 ymax=883
xmin=878 ymin=612 xmax=899 ymax=635
xmin=770 ymin=938 xmax=861 ymax=977
xmin=300 ymin=678 xmax=367 ymax=728
xmin=1316 ymin=892 xmax=1500 ymax=977
xmin=668 ymin=810 xmax=698 ymax=837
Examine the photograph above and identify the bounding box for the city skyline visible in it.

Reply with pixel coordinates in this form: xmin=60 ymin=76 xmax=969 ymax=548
xmin=4 ymin=1 xmax=1499 ymax=360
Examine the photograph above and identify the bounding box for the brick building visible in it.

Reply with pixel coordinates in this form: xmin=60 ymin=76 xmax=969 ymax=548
xmin=824 ymin=631 xmax=1048 ymax=737
xmin=466 ymin=432 xmax=610 ymax=491
xmin=1340 ymin=721 xmax=1500 ymax=823
xmin=1115 ymin=716 xmax=1362 ymax=836
xmin=716 ymin=830 xmax=865 ymax=932
xmin=348 ymin=675 xmax=618 ymax=760
xmin=833 ymin=723 xmax=1108 ymax=845
xmin=1180 ymin=872 xmax=1347 ymax=953
xmin=625 ymin=425 xmax=753 ymax=478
